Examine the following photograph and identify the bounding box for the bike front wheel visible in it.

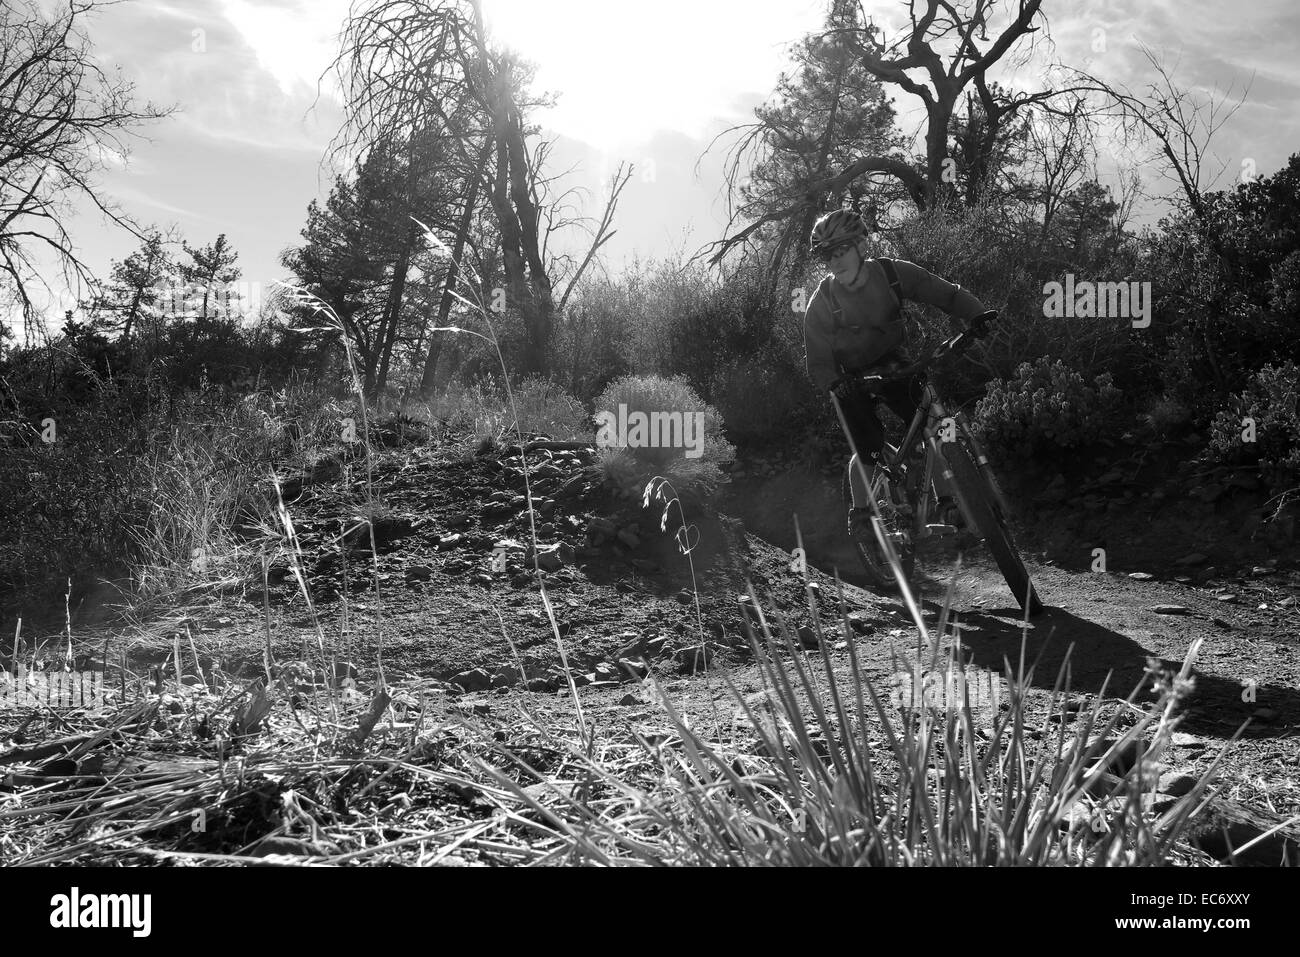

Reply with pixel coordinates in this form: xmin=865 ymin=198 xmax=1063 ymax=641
xmin=939 ymin=442 xmax=1044 ymax=617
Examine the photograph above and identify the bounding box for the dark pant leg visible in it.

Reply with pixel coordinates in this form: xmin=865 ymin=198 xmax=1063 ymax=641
xmin=838 ymin=373 xmax=923 ymax=459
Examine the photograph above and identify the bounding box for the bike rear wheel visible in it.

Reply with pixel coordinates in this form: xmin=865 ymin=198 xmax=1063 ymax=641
xmin=939 ymin=442 xmax=1044 ymax=617
xmin=841 ymin=455 xmax=916 ymax=589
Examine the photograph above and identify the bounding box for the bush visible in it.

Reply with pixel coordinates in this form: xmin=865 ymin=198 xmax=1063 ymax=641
xmin=974 ymin=356 xmax=1126 ymax=459
xmin=508 ymin=376 xmax=590 ymax=440
xmin=1204 ymin=361 xmax=1300 ymax=493
xmin=593 ymin=374 xmax=734 ymax=496
xmin=885 ymin=200 xmax=1145 ymax=403
xmin=1140 ymin=394 xmax=1193 ymax=441
xmin=709 ymin=341 xmax=824 ymax=447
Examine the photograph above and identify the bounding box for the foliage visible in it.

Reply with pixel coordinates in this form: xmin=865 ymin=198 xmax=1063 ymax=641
xmin=507 ymin=376 xmax=590 ymax=440
xmin=594 ymin=374 xmax=734 ymax=496
xmin=1204 ymin=361 xmax=1300 ymax=493
xmin=1141 ymin=154 xmax=1300 ymax=420
xmin=974 ymin=356 xmax=1126 ymax=459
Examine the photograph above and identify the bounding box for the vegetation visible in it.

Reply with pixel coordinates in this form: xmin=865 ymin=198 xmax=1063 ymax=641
xmin=0 ymin=0 xmax=1296 ymax=868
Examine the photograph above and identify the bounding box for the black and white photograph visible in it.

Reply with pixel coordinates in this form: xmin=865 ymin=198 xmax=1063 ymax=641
xmin=0 ymin=0 xmax=1296 ymax=911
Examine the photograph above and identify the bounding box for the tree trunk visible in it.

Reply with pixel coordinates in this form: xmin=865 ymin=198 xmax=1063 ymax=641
xmin=504 ymin=104 xmax=555 ymax=373
xmin=372 ymin=135 xmax=426 ymax=397
xmin=122 ymin=287 xmax=141 ymax=340
xmin=373 ymin=231 xmax=414 ymax=396
xmin=419 ymin=140 xmax=491 ymax=396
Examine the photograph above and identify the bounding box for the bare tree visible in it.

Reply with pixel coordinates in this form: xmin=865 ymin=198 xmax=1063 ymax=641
xmin=1072 ymin=45 xmax=1249 ymax=246
xmin=0 ymin=0 xmax=170 ymax=341
xmin=1072 ymin=45 xmax=1253 ymax=387
xmin=708 ymin=0 xmax=1078 ymax=265
xmin=333 ymin=0 xmax=629 ymax=382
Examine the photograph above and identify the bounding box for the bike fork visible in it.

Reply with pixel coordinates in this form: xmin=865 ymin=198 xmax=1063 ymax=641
xmin=954 ymin=411 xmax=1012 ymax=518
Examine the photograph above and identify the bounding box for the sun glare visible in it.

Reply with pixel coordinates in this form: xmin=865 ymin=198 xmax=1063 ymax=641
xmin=483 ymin=0 xmax=823 ymax=151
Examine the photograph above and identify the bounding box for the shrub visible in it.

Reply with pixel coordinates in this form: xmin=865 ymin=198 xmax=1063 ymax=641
xmin=974 ymin=356 xmax=1126 ymax=459
xmin=1140 ymin=394 xmax=1193 ymax=441
xmin=593 ymin=374 xmax=734 ymax=496
xmin=709 ymin=341 xmax=823 ymax=447
xmin=508 ymin=376 xmax=590 ymax=440
xmin=1204 ymin=361 xmax=1300 ymax=493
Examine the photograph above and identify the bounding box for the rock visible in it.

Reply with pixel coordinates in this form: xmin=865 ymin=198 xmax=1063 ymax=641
xmin=1097 ymin=470 xmax=1124 ymax=485
xmin=1158 ymin=771 xmax=1201 ymax=797
xmin=617 ymin=658 xmax=648 ymax=680
xmin=534 ymin=546 xmax=564 ymax=572
xmin=1171 ymin=732 xmax=1206 ymax=750
xmin=1214 ymin=592 xmax=1238 ymax=602
xmin=1128 ymin=572 xmax=1155 ymax=581
xmin=1251 ymin=566 xmax=1275 ymax=577
xmin=437 ymin=533 xmax=463 ymax=550
xmin=675 ymin=590 xmax=694 ymax=605
xmin=797 ymin=625 xmax=820 ymax=649
xmin=404 ymin=564 xmax=434 ymax=583
xmin=847 ymin=613 xmax=874 ymax=635
xmin=451 ymin=668 xmax=490 ymax=692
xmin=1151 ymin=605 xmax=1190 ymax=615
xmin=526 ymin=677 xmax=556 ymax=693
xmin=617 ymin=692 xmax=639 ymax=706
xmin=1174 ymin=552 xmax=1207 ymax=566
xmin=593 ymin=662 xmax=621 ymax=683
xmin=676 ymin=644 xmax=715 ymax=673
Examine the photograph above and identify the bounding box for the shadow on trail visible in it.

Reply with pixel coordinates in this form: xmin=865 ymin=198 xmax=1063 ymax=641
xmin=823 ymin=554 xmax=1291 ymax=741
xmin=929 ymin=602 xmax=1292 ymax=740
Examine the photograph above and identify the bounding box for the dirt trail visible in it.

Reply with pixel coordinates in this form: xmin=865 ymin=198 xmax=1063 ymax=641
xmin=27 ymin=434 xmax=1299 ymax=826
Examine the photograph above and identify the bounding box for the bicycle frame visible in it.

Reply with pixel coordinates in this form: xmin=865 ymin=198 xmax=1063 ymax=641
xmin=848 ymin=378 xmax=950 ymax=530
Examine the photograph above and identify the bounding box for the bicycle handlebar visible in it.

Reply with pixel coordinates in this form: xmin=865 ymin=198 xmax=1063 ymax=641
xmin=851 ymin=309 xmax=998 ymax=391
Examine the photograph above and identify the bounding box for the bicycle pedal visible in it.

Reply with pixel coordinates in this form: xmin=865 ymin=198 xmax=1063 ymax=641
xmin=919 ymin=523 xmax=958 ymax=539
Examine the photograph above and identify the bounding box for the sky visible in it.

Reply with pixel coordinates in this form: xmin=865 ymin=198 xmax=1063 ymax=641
xmin=14 ymin=0 xmax=1300 ymax=333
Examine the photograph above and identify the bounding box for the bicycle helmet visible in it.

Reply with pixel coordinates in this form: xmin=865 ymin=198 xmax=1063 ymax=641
xmin=810 ymin=209 xmax=867 ymax=253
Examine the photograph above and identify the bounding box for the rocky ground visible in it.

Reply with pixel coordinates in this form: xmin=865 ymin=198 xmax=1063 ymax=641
xmin=9 ymin=424 xmax=1300 ymax=864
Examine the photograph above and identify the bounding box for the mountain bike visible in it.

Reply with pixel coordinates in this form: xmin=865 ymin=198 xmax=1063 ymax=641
xmin=833 ymin=310 xmax=1044 ymax=617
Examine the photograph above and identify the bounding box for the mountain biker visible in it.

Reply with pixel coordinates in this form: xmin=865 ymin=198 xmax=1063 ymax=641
xmin=802 ymin=208 xmax=989 ymax=550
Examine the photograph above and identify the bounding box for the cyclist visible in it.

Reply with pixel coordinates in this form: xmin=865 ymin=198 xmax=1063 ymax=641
xmin=802 ymin=208 xmax=989 ymax=551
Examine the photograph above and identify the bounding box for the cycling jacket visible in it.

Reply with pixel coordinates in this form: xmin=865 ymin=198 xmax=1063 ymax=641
xmin=803 ymin=258 xmax=985 ymax=394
